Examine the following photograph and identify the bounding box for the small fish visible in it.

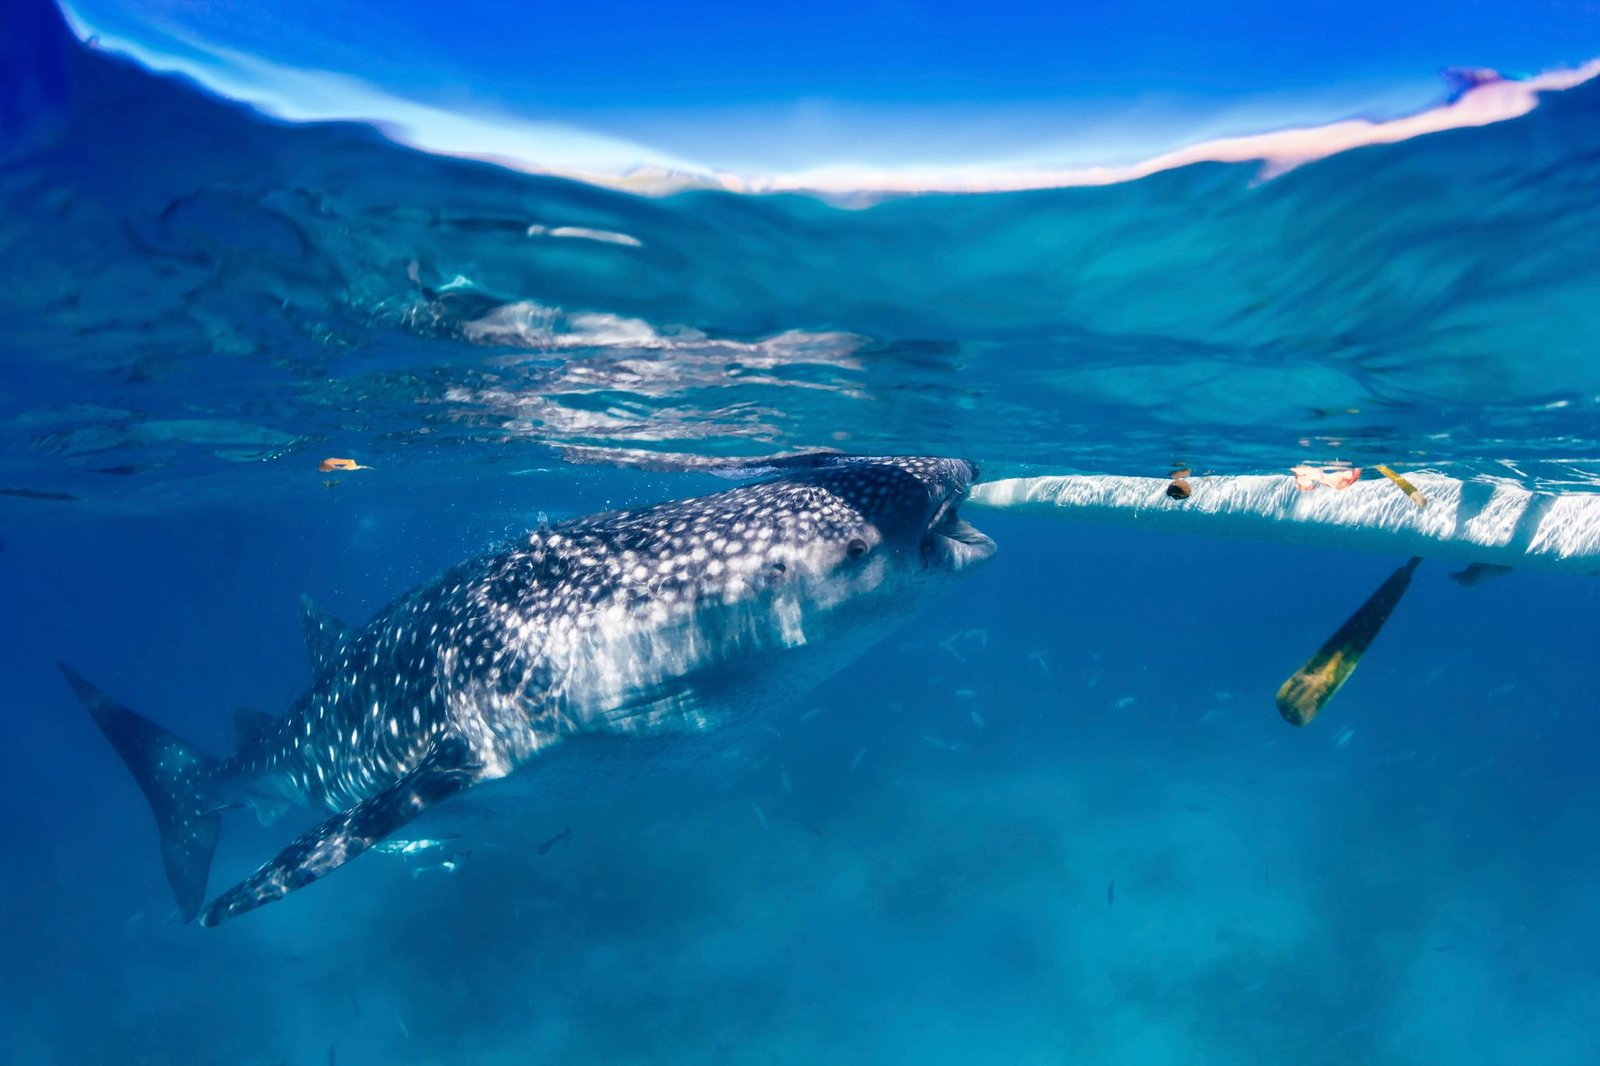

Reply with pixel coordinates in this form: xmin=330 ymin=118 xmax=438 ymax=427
xmin=1115 ymin=696 xmax=1136 ymax=710
xmin=1027 ymin=651 xmax=1051 ymax=677
xmin=536 ymin=826 xmax=571 ymax=856
xmin=328 ymin=1045 xmax=336 ymax=1066
xmin=1106 ymin=881 xmax=1115 ymax=906
xmin=318 ymin=457 xmax=370 ymax=472
xmin=954 ymin=688 xmax=977 ymax=699
xmin=1449 ymin=562 xmax=1513 ymax=587
xmin=800 ymin=706 xmax=827 ymax=723
xmin=970 ymin=710 xmax=986 ymax=728
xmin=1433 ymin=944 xmax=1457 ymax=953
xmin=373 ymin=836 xmax=457 ymax=857
xmin=411 ymin=851 xmax=471 ymax=878
xmin=750 ymin=801 xmax=768 ymax=831
xmin=1334 ymin=728 xmax=1355 ymax=748
xmin=780 ymin=765 xmax=793 ymax=794
xmin=849 ymin=746 xmax=868 ymax=771
xmin=395 ymin=1014 xmax=412 ymax=1039
xmin=0 ymin=487 xmax=77 ymax=501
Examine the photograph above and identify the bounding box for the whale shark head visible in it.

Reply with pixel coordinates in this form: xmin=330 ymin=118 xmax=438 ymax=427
xmin=747 ymin=453 xmax=996 ymax=587
xmin=521 ymin=454 xmax=997 ymax=735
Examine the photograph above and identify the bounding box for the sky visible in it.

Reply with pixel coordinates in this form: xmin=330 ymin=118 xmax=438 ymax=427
xmin=55 ymin=0 xmax=1600 ymax=181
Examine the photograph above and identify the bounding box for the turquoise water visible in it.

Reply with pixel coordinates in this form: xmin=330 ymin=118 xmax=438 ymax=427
xmin=3 ymin=2 xmax=1600 ymax=1063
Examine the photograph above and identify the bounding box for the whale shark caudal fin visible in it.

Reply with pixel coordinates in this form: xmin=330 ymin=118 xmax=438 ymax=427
xmin=198 ymin=736 xmax=484 ymax=927
xmin=298 ymin=594 xmax=352 ymax=678
xmin=57 ymin=663 xmax=224 ymax=923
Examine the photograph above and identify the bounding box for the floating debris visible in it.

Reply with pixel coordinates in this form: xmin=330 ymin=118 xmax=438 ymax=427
xmin=1375 ymin=464 xmax=1429 ymax=509
xmin=318 ymin=457 xmax=370 ymax=472
xmin=1291 ymin=465 xmax=1361 ymax=491
xmin=536 ymin=825 xmax=572 ymax=856
xmin=1276 ymin=557 xmax=1422 ymax=726
xmin=1166 ymin=467 xmax=1193 ymax=500
xmin=1449 ymin=562 xmax=1513 ymax=587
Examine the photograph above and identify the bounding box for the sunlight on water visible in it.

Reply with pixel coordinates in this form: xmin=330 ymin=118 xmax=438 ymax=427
xmin=4 ymin=3 xmax=1600 ymax=1064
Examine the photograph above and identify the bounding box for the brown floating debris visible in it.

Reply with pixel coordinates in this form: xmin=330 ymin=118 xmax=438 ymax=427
xmin=1166 ymin=467 xmax=1193 ymax=500
xmin=319 ymin=457 xmax=370 ymax=472
xmin=1375 ymin=464 xmax=1429 ymax=509
xmin=1276 ymin=557 xmax=1422 ymax=727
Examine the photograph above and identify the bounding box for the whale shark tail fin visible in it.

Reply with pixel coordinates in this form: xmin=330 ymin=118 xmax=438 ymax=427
xmin=57 ymin=662 xmax=223 ymax=923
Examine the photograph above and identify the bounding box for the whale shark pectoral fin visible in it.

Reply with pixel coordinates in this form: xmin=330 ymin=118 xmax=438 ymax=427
xmin=197 ymin=737 xmax=482 ymax=927
xmin=298 ymin=594 xmax=353 ymax=679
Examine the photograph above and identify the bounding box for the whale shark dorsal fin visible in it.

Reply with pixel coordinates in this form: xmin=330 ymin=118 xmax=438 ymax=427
xmin=298 ymin=594 xmax=352 ymax=678
xmin=197 ymin=737 xmax=483 ymax=927
xmin=233 ymin=708 xmax=273 ymax=747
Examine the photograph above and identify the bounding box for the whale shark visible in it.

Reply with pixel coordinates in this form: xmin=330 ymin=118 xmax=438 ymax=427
xmin=60 ymin=455 xmax=995 ymax=927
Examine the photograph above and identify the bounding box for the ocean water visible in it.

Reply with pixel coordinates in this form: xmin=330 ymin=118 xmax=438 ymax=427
xmin=4 ymin=2 xmax=1600 ymax=1064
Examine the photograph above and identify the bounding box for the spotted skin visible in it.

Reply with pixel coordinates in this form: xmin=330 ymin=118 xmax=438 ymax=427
xmin=63 ymin=455 xmax=995 ymax=926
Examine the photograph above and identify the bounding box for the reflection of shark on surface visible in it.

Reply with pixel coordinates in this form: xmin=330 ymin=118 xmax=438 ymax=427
xmin=60 ymin=456 xmax=995 ymax=926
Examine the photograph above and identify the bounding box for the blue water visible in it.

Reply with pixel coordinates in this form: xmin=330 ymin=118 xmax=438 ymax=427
xmin=4 ymin=2 xmax=1600 ymax=1063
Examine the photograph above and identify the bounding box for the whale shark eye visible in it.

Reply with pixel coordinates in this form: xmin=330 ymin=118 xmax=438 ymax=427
xmin=846 ymin=538 xmax=869 ymax=560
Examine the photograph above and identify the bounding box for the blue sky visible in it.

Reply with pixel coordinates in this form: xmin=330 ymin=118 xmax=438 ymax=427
xmin=60 ymin=0 xmax=1600 ymax=175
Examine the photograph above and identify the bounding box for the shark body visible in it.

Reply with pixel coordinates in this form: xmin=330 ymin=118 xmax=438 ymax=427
xmin=61 ymin=455 xmax=995 ymax=926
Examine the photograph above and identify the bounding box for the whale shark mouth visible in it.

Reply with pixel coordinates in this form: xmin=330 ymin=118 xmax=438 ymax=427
xmin=923 ymin=492 xmax=997 ymax=570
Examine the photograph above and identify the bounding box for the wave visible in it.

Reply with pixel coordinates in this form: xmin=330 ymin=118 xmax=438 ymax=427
xmin=5 ymin=0 xmax=1600 ymax=507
